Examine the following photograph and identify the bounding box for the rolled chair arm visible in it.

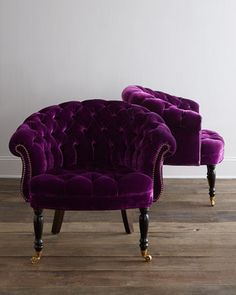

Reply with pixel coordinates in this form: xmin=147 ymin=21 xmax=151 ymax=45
xmin=163 ymin=106 xmax=202 ymax=131
xmin=179 ymin=97 xmax=199 ymax=113
xmin=131 ymin=114 xmax=176 ymax=201
xmin=136 ymin=100 xmax=202 ymax=164
xmin=153 ymin=89 xmax=200 ymax=113
xmin=9 ymin=124 xmax=49 ymax=201
xmin=140 ymin=98 xmax=202 ymax=131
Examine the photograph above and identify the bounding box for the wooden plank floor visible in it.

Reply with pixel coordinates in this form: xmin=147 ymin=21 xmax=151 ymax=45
xmin=0 ymin=178 xmax=236 ymax=295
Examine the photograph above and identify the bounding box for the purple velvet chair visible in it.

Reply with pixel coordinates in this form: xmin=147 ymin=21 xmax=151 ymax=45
xmin=9 ymin=99 xmax=176 ymax=263
xmin=122 ymin=86 xmax=224 ymax=206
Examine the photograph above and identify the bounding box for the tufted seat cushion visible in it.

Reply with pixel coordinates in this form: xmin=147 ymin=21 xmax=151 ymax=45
xmin=200 ymin=130 xmax=224 ymax=165
xmin=30 ymin=167 xmax=153 ymax=210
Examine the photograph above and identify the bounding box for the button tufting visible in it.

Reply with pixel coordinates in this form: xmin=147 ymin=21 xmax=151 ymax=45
xmin=9 ymin=99 xmax=177 ymax=206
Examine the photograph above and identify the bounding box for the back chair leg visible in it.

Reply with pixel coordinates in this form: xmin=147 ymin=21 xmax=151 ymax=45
xmin=31 ymin=209 xmax=44 ymax=264
xmin=207 ymin=164 xmax=216 ymax=206
xmin=121 ymin=210 xmax=134 ymax=234
xmin=52 ymin=210 xmax=65 ymax=234
xmin=139 ymin=208 xmax=152 ymax=262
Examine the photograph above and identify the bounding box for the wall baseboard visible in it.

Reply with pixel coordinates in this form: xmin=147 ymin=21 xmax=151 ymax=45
xmin=163 ymin=157 xmax=236 ymax=178
xmin=0 ymin=156 xmax=21 ymax=178
xmin=0 ymin=156 xmax=235 ymax=179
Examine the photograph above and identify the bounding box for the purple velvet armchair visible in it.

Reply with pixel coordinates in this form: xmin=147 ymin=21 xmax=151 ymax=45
xmin=9 ymin=99 xmax=176 ymax=263
xmin=122 ymin=85 xmax=224 ymax=206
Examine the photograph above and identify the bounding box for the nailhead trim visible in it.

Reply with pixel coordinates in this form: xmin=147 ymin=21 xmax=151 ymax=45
xmin=152 ymin=143 xmax=170 ymax=201
xmin=15 ymin=144 xmax=32 ymax=201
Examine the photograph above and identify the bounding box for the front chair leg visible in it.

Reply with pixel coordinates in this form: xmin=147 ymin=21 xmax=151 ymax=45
xmin=139 ymin=208 xmax=152 ymax=262
xmin=52 ymin=210 xmax=65 ymax=234
xmin=31 ymin=209 xmax=43 ymax=264
xmin=207 ymin=165 xmax=216 ymax=206
xmin=121 ymin=210 xmax=134 ymax=234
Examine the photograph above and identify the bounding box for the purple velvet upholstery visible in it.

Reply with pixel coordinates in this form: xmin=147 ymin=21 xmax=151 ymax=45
xmin=122 ymin=86 xmax=224 ymax=166
xmin=9 ymin=100 xmax=176 ymax=211
xmin=201 ymin=130 xmax=224 ymax=165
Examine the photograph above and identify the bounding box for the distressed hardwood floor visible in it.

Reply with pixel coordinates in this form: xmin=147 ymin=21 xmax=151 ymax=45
xmin=0 ymin=178 xmax=236 ymax=295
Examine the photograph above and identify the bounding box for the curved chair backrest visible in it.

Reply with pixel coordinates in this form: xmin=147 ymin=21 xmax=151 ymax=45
xmin=9 ymin=99 xmax=175 ymax=176
xmin=122 ymin=85 xmax=200 ymax=118
xmin=129 ymin=85 xmax=200 ymax=112
xmin=122 ymin=85 xmax=202 ymax=165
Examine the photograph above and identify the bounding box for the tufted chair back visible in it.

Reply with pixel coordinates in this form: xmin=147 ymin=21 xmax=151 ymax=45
xmin=9 ymin=100 xmax=176 ymax=201
xmin=130 ymin=85 xmax=199 ymax=113
xmin=122 ymin=85 xmax=202 ymax=165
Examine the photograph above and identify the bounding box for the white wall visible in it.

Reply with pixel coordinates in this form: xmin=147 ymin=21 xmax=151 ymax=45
xmin=0 ymin=0 xmax=235 ymax=178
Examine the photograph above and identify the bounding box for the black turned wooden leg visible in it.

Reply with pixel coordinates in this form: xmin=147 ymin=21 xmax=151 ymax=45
xmin=139 ymin=208 xmax=152 ymax=262
xmin=207 ymin=165 xmax=216 ymax=206
xmin=31 ymin=209 xmax=43 ymax=264
xmin=121 ymin=210 xmax=134 ymax=234
xmin=52 ymin=210 xmax=65 ymax=234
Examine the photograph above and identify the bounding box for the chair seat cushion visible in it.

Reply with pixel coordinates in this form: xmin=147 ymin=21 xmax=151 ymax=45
xmin=200 ymin=130 xmax=224 ymax=165
xmin=30 ymin=167 xmax=153 ymax=210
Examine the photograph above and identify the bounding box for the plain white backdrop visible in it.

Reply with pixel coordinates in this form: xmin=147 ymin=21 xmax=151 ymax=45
xmin=0 ymin=0 xmax=235 ymax=177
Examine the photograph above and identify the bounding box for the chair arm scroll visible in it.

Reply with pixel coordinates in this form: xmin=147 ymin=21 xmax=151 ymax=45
xmin=9 ymin=125 xmax=49 ymax=201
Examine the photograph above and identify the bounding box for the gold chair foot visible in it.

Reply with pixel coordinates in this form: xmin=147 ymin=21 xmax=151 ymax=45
xmin=141 ymin=249 xmax=152 ymax=262
xmin=31 ymin=251 xmax=42 ymax=264
xmin=210 ymin=196 xmax=216 ymax=207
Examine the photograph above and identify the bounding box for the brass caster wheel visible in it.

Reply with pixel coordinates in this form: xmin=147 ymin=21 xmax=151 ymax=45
xmin=210 ymin=196 xmax=216 ymax=207
xmin=31 ymin=251 xmax=42 ymax=264
xmin=144 ymin=254 xmax=152 ymax=262
xmin=141 ymin=250 xmax=152 ymax=262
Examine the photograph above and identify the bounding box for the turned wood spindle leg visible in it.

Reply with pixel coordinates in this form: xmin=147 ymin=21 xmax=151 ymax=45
xmin=121 ymin=210 xmax=134 ymax=234
xmin=52 ymin=210 xmax=65 ymax=234
xmin=139 ymin=208 xmax=152 ymax=262
xmin=31 ymin=209 xmax=44 ymax=264
xmin=207 ymin=164 xmax=216 ymax=207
